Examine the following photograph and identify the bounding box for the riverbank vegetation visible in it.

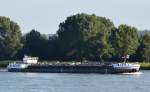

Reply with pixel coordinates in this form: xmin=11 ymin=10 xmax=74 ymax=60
xmin=0 ymin=61 xmax=11 ymax=68
xmin=0 ymin=13 xmax=150 ymax=63
xmin=139 ymin=62 xmax=150 ymax=70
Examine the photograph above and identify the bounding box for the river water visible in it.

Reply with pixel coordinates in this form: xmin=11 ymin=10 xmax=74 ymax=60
xmin=0 ymin=70 xmax=149 ymax=92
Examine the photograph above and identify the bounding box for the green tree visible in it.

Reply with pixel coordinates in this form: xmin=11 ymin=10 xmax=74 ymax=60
xmin=47 ymin=34 xmax=60 ymax=60
xmin=57 ymin=13 xmax=114 ymax=61
xmin=22 ymin=29 xmax=48 ymax=59
xmin=0 ymin=16 xmax=22 ymax=59
xmin=137 ymin=33 xmax=150 ymax=61
xmin=110 ymin=24 xmax=139 ymax=61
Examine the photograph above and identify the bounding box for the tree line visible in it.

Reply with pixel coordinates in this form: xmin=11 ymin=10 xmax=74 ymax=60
xmin=0 ymin=13 xmax=150 ymax=62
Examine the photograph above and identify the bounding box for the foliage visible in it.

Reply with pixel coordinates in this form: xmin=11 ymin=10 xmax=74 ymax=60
xmin=57 ymin=13 xmax=114 ymax=61
xmin=0 ymin=16 xmax=22 ymax=59
xmin=47 ymin=34 xmax=60 ymax=60
xmin=0 ymin=14 xmax=149 ymax=62
xmin=110 ymin=24 xmax=139 ymax=61
xmin=139 ymin=62 xmax=150 ymax=70
xmin=21 ymin=29 xmax=48 ymax=59
xmin=136 ymin=33 xmax=150 ymax=61
xmin=0 ymin=61 xmax=11 ymax=68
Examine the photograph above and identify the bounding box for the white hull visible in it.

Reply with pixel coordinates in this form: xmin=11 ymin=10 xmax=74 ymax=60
xmin=7 ymin=63 xmax=29 ymax=69
xmin=111 ymin=63 xmax=140 ymax=73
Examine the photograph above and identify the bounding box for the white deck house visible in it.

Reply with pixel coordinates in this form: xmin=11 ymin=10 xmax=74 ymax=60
xmin=23 ymin=55 xmax=38 ymax=64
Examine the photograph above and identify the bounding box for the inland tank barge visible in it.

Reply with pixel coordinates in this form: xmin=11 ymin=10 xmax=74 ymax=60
xmin=7 ymin=56 xmax=140 ymax=74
